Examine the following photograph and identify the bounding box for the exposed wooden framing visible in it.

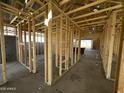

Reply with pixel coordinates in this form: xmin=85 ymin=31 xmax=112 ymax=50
xmin=99 ymin=10 xmax=122 ymax=81
xmin=16 ymin=1 xmax=24 ymax=7
xmin=59 ymin=0 xmax=70 ymax=6
xmin=1 ymin=0 xmax=122 ymax=87
xmin=38 ymin=33 xmax=40 ymax=54
xmin=10 ymin=8 xmax=24 ymax=24
xmin=72 ymin=4 xmax=122 ymax=20
xmin=47 ymin=1 xmax=53 ymax=85
xmin=28 ymin=18 xmax=32 ymax=72
xmin=28 ymin=7 xmax=35 ymax=12
xmin=116 ymin=41 xmax=124 ymax=93
xmin=26 ymin=0 xmax=35 ymax=8
xmin=65 ymin=17 xmax=68 ymax=70
xmin=10 ymin=16 xmax=18 ymax=24
xmin=114 ymin=3 xmax=124 ymax=92
xmin=55 ymin=19 xmax=59 ymax=67
xmin=35 ymin=22 xmax=44 ymax=27
xmin=16 ymin=27 xmax=19 ymax=61
xmin=70 ymin=24 xmax=74 ymax=66
xmin=33 ymin=3 xmax=48 ymax=15
xmin=36 ymin=32 xmax=38 ymax=55
xmin=1 ymin=9 xmax=23 ymax=20
xmin=0 ymin=7 xmax=7 ymax=82
xmin=4 ymin=24 xmax=16 ymax=28
xmin=36 ymin=26 xmax=46 ymax=30
xmin=66 ymin=0 xmax=107 ymax=15
xmin=107 ymin=0 xmax=122 ymax=4
xmin=106 ymin=11 xmax=117 ymax=79
xmin=76 ymin=15 xmax=107 ymax=24
xmin=68 ymin=21 xmax=71 ymax=66
xmin=17 ymin=25 xmax=20 ymax=62
xmin=78 ymin=30 xmax=81 ymax=61
xmin=82 ymin=24 xmax=104 ymax=29
xmin=80 ymin=21 xmax=106 ymax=27
xmin=18 ymin=23 xmax=23 ymax=63
xmin=32 ymin=15 xmax=36 ymax=73
xmin=16 ymin=19 xmax=25 ymax=27
xmin=24 ymin=21 xmax=27 ymax=65
xmin=51 ymin=2 xmax=82 ymax=31
xmin=59 ymin=15 xmax=63 ymax=76
xmin=44 ymin=13 xmax=48 ymax=83
xmin=0 ymin=1 xmax=28 ymax=16
xmin=35 ymin=11 xmax=45 ymax=19
xmin=67 ymin=19 xmax=70 ymax=69
xmin=35 ymin=0 xmax=44 ymax=6
xmin=103 ymin=21 xmax=110 ymax=74
xmin=74 ymin=28 xmax=77 ymax=63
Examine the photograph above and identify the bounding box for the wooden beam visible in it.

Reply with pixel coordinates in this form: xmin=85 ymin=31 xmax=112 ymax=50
xmin=76 ymin=15 xmax=107 ymax=24
xmin=32 ymin=15 xmax=36 ymax=73
xmin=18 ymin=23 xmax=23 ymax=63
xmin=80 ymin=21 xmax=106 ymax=27
xmin=0 ymin=1 xmax=28 ymax=16
xmin=59 ymin=0 xmax=70 ymax=6
xmin=26 ymin=0 xmax=35 ymax=8
xmin=35 ymin=22 xmax=44 ymax=27
xmin=35 ymin=11 xmax=45 ymax=19
xmin=16 ymin=27 xmax=19 ymax=61
xmin=70 ymin=25 xmax=74 ymax=66
xmin=116 ymin=41 xmax=124 ymax=93
xmin=55 ymin=19 xmax=59 ymax=67
xmin=35 ymin=0 xmax=44 ymax=6
xmin=33 ymin=3 xmax=48 ymax=15
xmin=106 ymin=11 xmax=117 ymax=79
xmin=78 ymin=30 xmax=81 ymax=60
xmin=51 ymin=2 xmax=82 ymax=32
xmin=66 ymin=18 xmax=70 ymax=69
xmin=0 ymin=6 xmax=7 ymax=82
xmin=47 ymin=1 xmax=53 ymax=85
xmin=10 ymin=16 xmax=18 ymax=24
xmin=59 ymin=15 xmax=63 ymax=76
xmin=65 ymin=17 xmax=68 ymax=70
xmin=16 ymin=1 xmax=24 ymax=7
xmin=74 ymin=28 xmax=77 ymax=63
xmin=66 ymin=0 xmax=107 ymax=15
xmin=107 ymin=0 xmax=122 ymax=4
xmin=72 ymin=4 xmax=122 ymax=20
xmin=81 ymin=23 xmax=104 ymax=29
xmin=24 ymin=21 xmax=27 ymax=65
xmin=28 ymin=18 xmax=32 ymax=72
xmin=114 ymin=5 xmax=124 ymax=92
xmin=44 ymin=13 xmax=48 ymax=83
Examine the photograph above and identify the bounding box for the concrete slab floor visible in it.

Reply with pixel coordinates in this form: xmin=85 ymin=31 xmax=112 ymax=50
xmin=0 ymin=49 xmax=114 ymax=93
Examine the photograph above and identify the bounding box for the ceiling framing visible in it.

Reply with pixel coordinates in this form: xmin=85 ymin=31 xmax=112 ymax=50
xmin=0 ymin=0 xmax=123 ymax=35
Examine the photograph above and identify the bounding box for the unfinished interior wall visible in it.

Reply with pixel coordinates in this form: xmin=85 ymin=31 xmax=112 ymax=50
xmin=43 ymin=1 xmax=81 ymax=85
xmin=115 ymin=3 xmax=124 ymax=93
xmin=100 ymin=10 xmax=122 ymax=80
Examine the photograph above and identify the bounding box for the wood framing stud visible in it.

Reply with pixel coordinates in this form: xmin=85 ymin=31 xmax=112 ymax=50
xmin=32 ymin=15 xmax=36 ymax=73
xmin=0 ymin=7 xmax=7 ymax=82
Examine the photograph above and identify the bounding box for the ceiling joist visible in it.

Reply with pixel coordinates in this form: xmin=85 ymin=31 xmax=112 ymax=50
xmin=0 ymin=1 xmax=28 ymax=17
xmin=76 ymin=15 xmax=108 ymax=24
xmin=66 ymin=0 xmax=108 ymax=15
xmin=72 ymin=4 xmax=122 ymax=20
xmin=80 ymin=21 xmax=106 ymax=27
xmin=59 ymin=0 xmax=71 ymax=6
